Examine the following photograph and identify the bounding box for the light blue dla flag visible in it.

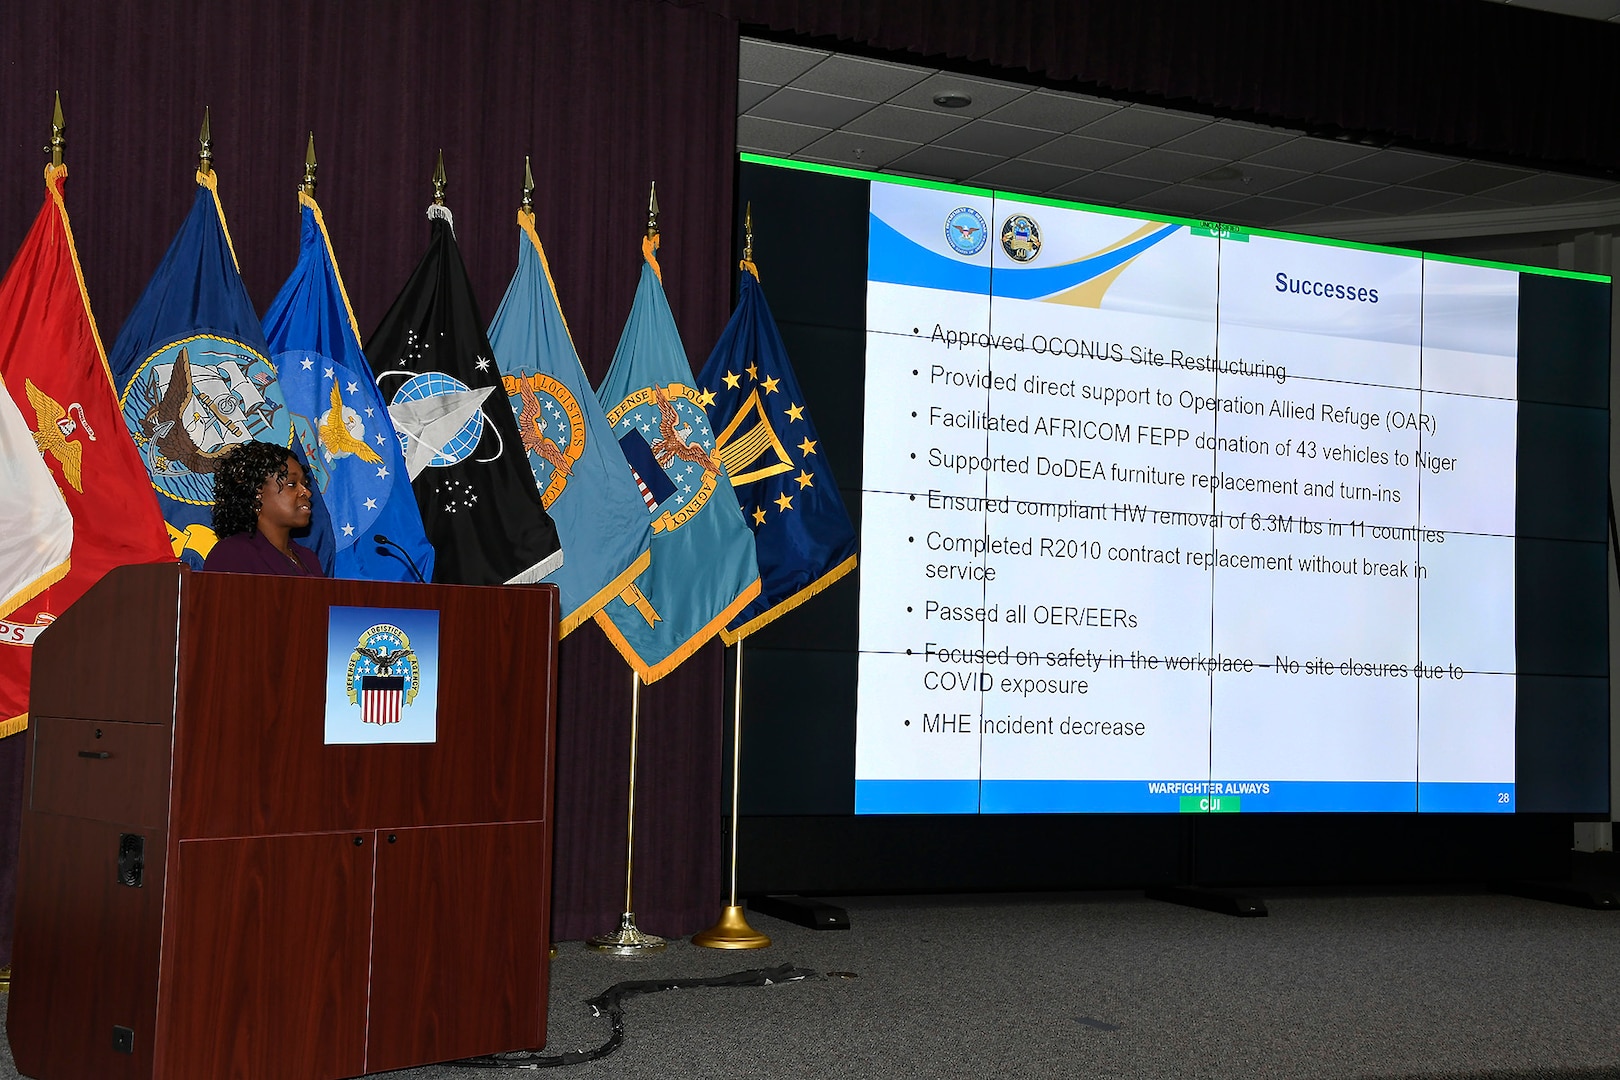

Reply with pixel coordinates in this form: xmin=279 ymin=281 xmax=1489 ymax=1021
xmin=262 ymin=193 xmax=435 ymax=582
xmin=487 ymin=208 xmax=649 ymax=634
xmin=593 ymin=235 xmax=759 ymax=682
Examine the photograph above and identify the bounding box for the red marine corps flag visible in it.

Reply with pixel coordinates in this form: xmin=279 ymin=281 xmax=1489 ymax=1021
xmin=0 ymin=131 xmax=175 ymax=739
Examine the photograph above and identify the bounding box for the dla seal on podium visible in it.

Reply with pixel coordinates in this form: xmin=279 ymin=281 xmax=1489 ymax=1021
xmin=324 ymin=605 xmax=441 ymax=744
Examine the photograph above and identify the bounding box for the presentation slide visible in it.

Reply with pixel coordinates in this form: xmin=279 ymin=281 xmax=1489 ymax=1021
xmin=854 ymin=180 xmax=1522 ymax=815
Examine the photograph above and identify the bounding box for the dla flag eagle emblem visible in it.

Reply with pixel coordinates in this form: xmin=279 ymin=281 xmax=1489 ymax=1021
xmin=502 ymin=371 xmax=584 ymax=507
xmin=609 ymin=382 xmax=721 ymax=533
xmin=325 ymin=606 xmax=441 ymax=744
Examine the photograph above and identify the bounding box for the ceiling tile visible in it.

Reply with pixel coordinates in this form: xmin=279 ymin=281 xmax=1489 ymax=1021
xmin=968 ymin=159 xmax=1085 ymax=195
xmin=1024 ymin=134 xmax=1141 ymax=170
xmin=1486 ymin=173 xmax=1620 ymax=203
xmin=1160 ymin=121 xmax=1297 ymax=160
xmin=1130 ymin=185 xmax=1250 ymax=218
xmin=1419 ymin=194 xmax=1521 ymax=215
xmin=737 ymin=115 xmax=826 ymax=155
xmin=1111 ymin=148 xmax=1229 ymax=183
xmin=1241 ymin=137 xmax=1378 ymax=173
xmin=737 ymin=80 xmax=775 ymax=113
xmin=934 ymin=120 xmax=1054 ymax=158
xmin=1325 ymin=149 xmax=1456 ymax=184
xmin=1074 ymin=106 xmax=1211 ymax=147
xmin=1215 ymin=195 xmax=1322 ymax=229
xmin=1499 ymin=0 xmax=1620 ymax=17
xmin=1265 ymin=173 xmax=1386 ymax=206
xmin=791 ymin=54 xmax=933 ymax=102
xmin=887 ymin=144 xmax=1004 ymax=183
xmin=1408 ymin=161 xmax=1542 ymax=195
xmin=981 ymin=91 xmax=1118 ymax=133
xmin=1335 ymin=186 xmax=1459 ymax=214
xmin=796 ymin=130 xmax=916 ymax=170
xmin=888 ymin=73 xmax=1031 ymax=118
xmin=749 ymin=87 xmax=873 ymax=129
xmin=1185 ymin=161 xmax=1311 ymax=196
xmin=1278 ymin=205 xmax=1388 ymax=227
xmin=1050 ymin=173 xmax=1169 ymax=206
xmin=844 ymin=104 xmax=967 ymax=143
xmin=738 ymin=39 xmax=829 ymax=85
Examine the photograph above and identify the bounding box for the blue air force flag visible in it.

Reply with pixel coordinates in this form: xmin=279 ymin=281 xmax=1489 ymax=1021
xmin=108 ymin=170 xmax=324 ymax=569
xmin=487 ymin=209 xmax=650 ymax=634
xmin=263 ymin=194 xmax=436 ymax=583
xmin=592 ymin=236 xmax=759 ymax=682
xmin=699 ymin=263 xmax=857 ymax=643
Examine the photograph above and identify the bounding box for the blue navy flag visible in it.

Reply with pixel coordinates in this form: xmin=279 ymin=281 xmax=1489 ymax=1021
xmin=699 ymin=262 xmax=856 ymax=643
xmin=263 ymin=193 xmax=435 ymax=583
xmin=108 ymin=169 xmax=333 ymax=570
xmin=593 ymin=235 xmax=759 ymax=681
xmin=487 ymin=208 xmax=649 ymax=633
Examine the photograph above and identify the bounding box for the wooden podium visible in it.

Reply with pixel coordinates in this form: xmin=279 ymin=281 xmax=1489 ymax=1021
xmin=8 ymin=563 xmax=559 ymax=1080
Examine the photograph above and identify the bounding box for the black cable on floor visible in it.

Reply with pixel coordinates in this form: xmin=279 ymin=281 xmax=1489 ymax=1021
xmin=447 ymin=963 xmax=817 ymax=1070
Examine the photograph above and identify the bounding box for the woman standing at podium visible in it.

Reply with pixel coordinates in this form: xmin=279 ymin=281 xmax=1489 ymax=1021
xmin=201 ymin=441 xmax=325 ymax=576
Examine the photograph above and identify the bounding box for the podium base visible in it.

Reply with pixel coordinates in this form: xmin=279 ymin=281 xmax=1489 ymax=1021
xmin=586 ymin=912 xmax=667 ymax=955
xmin=691 ymin=905 xmax=772 ymax=950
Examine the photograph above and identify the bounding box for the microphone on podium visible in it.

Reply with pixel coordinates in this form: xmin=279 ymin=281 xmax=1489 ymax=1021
xmin=373 ymin=534 xmax=428 ymax=584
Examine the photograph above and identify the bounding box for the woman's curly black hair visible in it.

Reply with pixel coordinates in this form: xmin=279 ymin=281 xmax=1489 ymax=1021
xmin=212 ymin=441 xmax=296 ymax=538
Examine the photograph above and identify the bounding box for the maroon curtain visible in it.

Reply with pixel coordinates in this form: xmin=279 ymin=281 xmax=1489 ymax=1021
xmin=0 ymin=0 xmax=738 ymax=952
xmin=711 ymin=0 xmax=1620 ymax=174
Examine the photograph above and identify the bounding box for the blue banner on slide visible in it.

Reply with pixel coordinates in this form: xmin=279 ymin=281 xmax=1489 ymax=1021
xmin=856 ymin=779 xmax=1514 ymax=814
xmin=856 ymin=779 xmax=980 ymax=814
xmin=1418 ymin=782 xmax=1515 ymax=812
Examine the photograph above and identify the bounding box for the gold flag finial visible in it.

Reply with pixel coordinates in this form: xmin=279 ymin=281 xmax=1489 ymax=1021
xmin=521 ymin=156 xmax=534 ymax=213
xmin=46 ymin=91 xmax=65 ymax=167
xmin=432 ymin=149 xmax=447 ymax=206
xmin=198 ymin=106 xmax=213 ymax=175
xmin=299 ymin=132 xmax=317 ymax=197
xmin=646 ymin=181 xmax=660 ymax=238
xmin=744 ymin=202 xmax=754 ymax=263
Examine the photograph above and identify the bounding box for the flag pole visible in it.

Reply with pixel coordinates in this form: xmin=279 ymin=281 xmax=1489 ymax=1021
xmin=695 ymin=207 xmax=770 ymax=949
xmin=587 ymin=671 xmax=667 ymax=953
xmin=693 ymin=634 xmax=771 ymax=948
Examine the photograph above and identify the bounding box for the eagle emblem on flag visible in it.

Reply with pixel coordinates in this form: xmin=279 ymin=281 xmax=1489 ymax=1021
xmin=344 ymin=622 xmax=420 ymax=725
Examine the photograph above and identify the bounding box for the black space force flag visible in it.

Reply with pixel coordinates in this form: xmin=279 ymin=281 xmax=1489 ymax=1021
xmin=367 ymin=208 xmax=561 ymax=585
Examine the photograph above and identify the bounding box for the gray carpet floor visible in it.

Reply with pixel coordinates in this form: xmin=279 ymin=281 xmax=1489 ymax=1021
xmin=5 ymin=889 xmax=1619 ymax=1079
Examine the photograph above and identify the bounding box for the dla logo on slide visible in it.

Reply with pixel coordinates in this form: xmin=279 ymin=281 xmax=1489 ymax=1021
xmin=944 ymin=206 xmax=989 ymax=256
xmin=1001 ymin=214 xmax=1042 ymax=263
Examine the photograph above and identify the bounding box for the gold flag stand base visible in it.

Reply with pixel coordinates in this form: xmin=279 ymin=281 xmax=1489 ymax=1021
xmin=691 ymin=905 xmax=771 ymax=950
xmin=586 ymin=912 xmax=667 ymax=955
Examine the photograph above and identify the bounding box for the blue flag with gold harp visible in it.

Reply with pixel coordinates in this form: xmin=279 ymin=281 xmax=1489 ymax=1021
xmin=108 ymin=169 xmax=332 ymax=570
xmin=699 ymin=263 xmax=856 ymax=642
xmin=263 ymin=193 xmax=435 ymax=582
xmin=488 ymin=208 xmax=649 ymax=634
xmin=593 ymin=235 xmax=759 ymax=681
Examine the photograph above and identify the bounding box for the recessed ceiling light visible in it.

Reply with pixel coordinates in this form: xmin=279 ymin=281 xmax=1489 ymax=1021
xmin=932 ymin=92 xmax=973 ymax=109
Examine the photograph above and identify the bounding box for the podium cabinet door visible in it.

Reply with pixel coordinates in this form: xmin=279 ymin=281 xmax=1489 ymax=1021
xmin=8 ymin=815 xmax=164 ymax=1080
xmin=365 ymin=821 xmax=550 ymax=1072
xmin=159 ymin=833 xmax=375 ymax=1080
